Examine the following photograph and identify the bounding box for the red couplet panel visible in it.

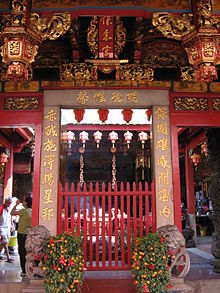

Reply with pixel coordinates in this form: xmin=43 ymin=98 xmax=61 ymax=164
xmin=57 ymin=180 xmax=155 ymax=271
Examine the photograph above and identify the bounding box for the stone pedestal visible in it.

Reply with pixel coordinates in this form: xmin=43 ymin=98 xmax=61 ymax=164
xmin=211 ymin=257 xmax=220 ymax=273
xmin=22 ymin=280 xmax=45 ymax=293
xmin=168 ymin=277 xmax=193 ymax=292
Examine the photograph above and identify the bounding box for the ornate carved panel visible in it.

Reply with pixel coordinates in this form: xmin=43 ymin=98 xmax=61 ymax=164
xmin=4 ymin=96 xmax=40 ymax=110
xmin=143 ymin=41 xmax=187 ymax=68
xmin=0 ymin=1 xmax=10 ymax=9
xmin=32 ymin=0 xmax=191 ymax=10
xmin=173 ymin=97 xmax=208 ymax=111
xmin=212 ymin=98 xmax=220 ymax=111
xmin=212 ymin=1 xmax=220 ymax=13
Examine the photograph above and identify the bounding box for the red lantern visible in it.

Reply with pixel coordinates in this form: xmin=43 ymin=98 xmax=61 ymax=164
xmin=66 ymin=131 xmax=75 ymax=148
xmin=201 ymin=142 xmax=208 ymax=157
xmin=61 ymin=131 xmax=69 ymax=143
xmin=138 ymin=131 xmax=148 ymax=149
xmin=79 ymin=131 xmax=89 ymax=148
xmin=122 ymin=109 xmax=133 ymax=124
xmin=109 ymin=131 xmax=118 ymax=148
xmin=98 ymin=109 xmax=109 ymax=123
xmin=191 ymin=153 xmax=200 ymax=166
xmin=146 ymin=108 xmax=152 ymax=121
xmin=93 ymin=131 xmax=102 ymax=148
xmin=0 ymin=153 xmax=8 ymax=165
xmin=74 ymin=109 xmax=85 ymax=123
xmin=124 ymin=131 xmax=133 ymax=149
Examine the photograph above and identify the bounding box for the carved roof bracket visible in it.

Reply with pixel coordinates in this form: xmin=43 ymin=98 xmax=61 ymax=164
xmin=0 ymin=0 xmax=71 ymax=81
xmin=152 ymin=12 xmax=195 ymax=41
xmin=152 ymin=0 xmax=220 ymax=83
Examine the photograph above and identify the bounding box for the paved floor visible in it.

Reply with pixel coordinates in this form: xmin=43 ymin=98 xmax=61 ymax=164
xmin=0 ymin=235 xmax=219 ymax=285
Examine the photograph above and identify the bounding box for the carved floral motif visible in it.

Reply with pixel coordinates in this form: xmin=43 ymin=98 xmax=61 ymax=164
xmin=212 ymin=98 xmax=220 ymax=111
xmin=4 ymin=96 xmax=40 ymax=110
xmin=173 ymin=97 xmax=208 ymax=111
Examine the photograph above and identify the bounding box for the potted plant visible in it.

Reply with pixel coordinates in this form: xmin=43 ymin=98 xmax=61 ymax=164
xmin=131 ymin=233 xmax=171 ymax=293
xmin=42 ymin=231 xmax=85 ymax=293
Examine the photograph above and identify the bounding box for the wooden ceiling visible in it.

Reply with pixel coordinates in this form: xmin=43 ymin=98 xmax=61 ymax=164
xmin=0 ymin=1 xmax=220 ymax=82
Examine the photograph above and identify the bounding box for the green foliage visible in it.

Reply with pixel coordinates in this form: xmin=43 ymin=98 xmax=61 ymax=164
xmin=42 ymin=231 xmax=85 ymax=293
xmin=131 ymin=233 xmax=170 ymax=293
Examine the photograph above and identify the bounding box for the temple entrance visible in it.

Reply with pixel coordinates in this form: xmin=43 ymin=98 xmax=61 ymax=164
xmin=0 ymin=127 xmax=35 ymax=204
xmin=178 ymin=126 xmax=215 ymax=245
xmin=58 ymin=108 xmax=156 ymax=269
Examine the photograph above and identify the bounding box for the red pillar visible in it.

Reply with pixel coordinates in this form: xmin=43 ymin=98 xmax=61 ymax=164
xmin=185 ymin=146 xmax=196 ymax=214
xmin=171 ymin=124 xmax=182 ymax=231
xmin=3 ymin=148 xmax=13 ymax=200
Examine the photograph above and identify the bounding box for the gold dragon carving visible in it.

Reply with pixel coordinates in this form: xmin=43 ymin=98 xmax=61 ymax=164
xmin=173 ymin=97 xmax=208 ymax=111
xmin=114 ymin=16 xmax=126 ymax=59
xmin=1 ymin=1 xmax=71 ymax=40
xmin=180 ymin=66 xmax=197 ymax=82
xmin=152 ymin=12 xmax=195 ymax=40
xmin=120 ymin=64 xmax=154 ymax=81
xmin=4 ymin=96 xmax=40 ymax=110
xmin=212 ymin=98 xmax=220 ymax=111
xmin=152 ymin=1 xmax=220 ymax=40
xmin=198 ymin=1 xmax=220 ymax=29
xmin=29 ymin=13 xmax=71 ymax=41
xmin=87 ymin=16 xmax=98 ymax=59
xmin=60 ymin=63 xmax=93 ymax=81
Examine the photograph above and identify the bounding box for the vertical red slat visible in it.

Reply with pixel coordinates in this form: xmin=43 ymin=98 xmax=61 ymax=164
xmin=77 ymin=183 xmax=81 ymax=236
xmin=89 ymin=183 xmax=93 ymax=268
xmin=139 ymin=182 xmax=143 ymax=238
xmin=108 ymin=182 xmax=112 ymax=268
xmin=83 ymin=183 xmax=87 ymax=263
xmin=133 ymin=182 xmax=137 ymax=243
xmin=145 ymin=182 xmax=149 ymax=236
xmin=102 ymin=182 xmax=106 ymax=268
xmin=151 ymin=180 xmax=156 ymax=233
xmin=126 ymin=182 xmax=131 ymax=267
xmin=120 ymin=182 xmax=125 ymax=268
xmin=114 ymin=183 xmax=118 ymax=268
xmin=95 ymin=182 xmax=99 ymax=268
xmin=71 ymin=183 xmax=75 ymax=232
xmin=64 ymin=183 xmax=68 ymax=232
xmin=57 ymin=181 xmax=62 ymax=234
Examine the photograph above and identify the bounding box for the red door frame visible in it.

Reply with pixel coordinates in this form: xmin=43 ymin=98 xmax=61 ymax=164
xmin=0 ymin=92 xmax=43 ymax=226
xmin=170 ymin=92 xmax=220 ymax=231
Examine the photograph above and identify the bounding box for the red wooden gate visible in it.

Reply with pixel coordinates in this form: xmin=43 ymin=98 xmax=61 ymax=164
xmin=57 ymin=181 xmax=155 ymax=270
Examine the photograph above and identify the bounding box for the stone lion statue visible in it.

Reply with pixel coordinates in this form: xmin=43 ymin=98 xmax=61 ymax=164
xmin=158 ymin=224 xmax=190 ymax=278
xmin=25 ymin=225 xmax=50 ymax=279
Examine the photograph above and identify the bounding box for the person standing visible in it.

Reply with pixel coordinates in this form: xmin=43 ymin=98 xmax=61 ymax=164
xmin=0 ymin=197 xmax=14 ymax=263
xmin=11 ymin=197 xmax=32 ymax=276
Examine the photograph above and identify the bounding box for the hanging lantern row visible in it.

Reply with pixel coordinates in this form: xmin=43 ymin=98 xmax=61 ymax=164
xmin=191 ymin=153 xmax=201 ymax=166
xmin=138 ymin=131 xmax=148 ymax=149
xmin=146 ymin=108 xmax=152 ymax=121
xmin=74 ymin=109 xmax=85 ymax=123
xmin=124 ymin=131 xmax=133 ymax=149
xmin=0 ymin=153 xmax=8 ymax=165
xmin=73 ymin=108 xmax=152 ymax=124
xmin=93 ymin=131 xmax=102 ymax=148
xmin=79 ymin=131 xmax=89 ymax=148
xmin=108 ymin=131 xmax=118 ymax=148
xmin=122 ymin=109 xmax=133 ymax=124
xmin=98 ymin=109 xmax=109 ymax=123
xmin=201 ymin=141 xmax=208 ymax=157
xmin=62 ymin=130 xmax=148 ymax=149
